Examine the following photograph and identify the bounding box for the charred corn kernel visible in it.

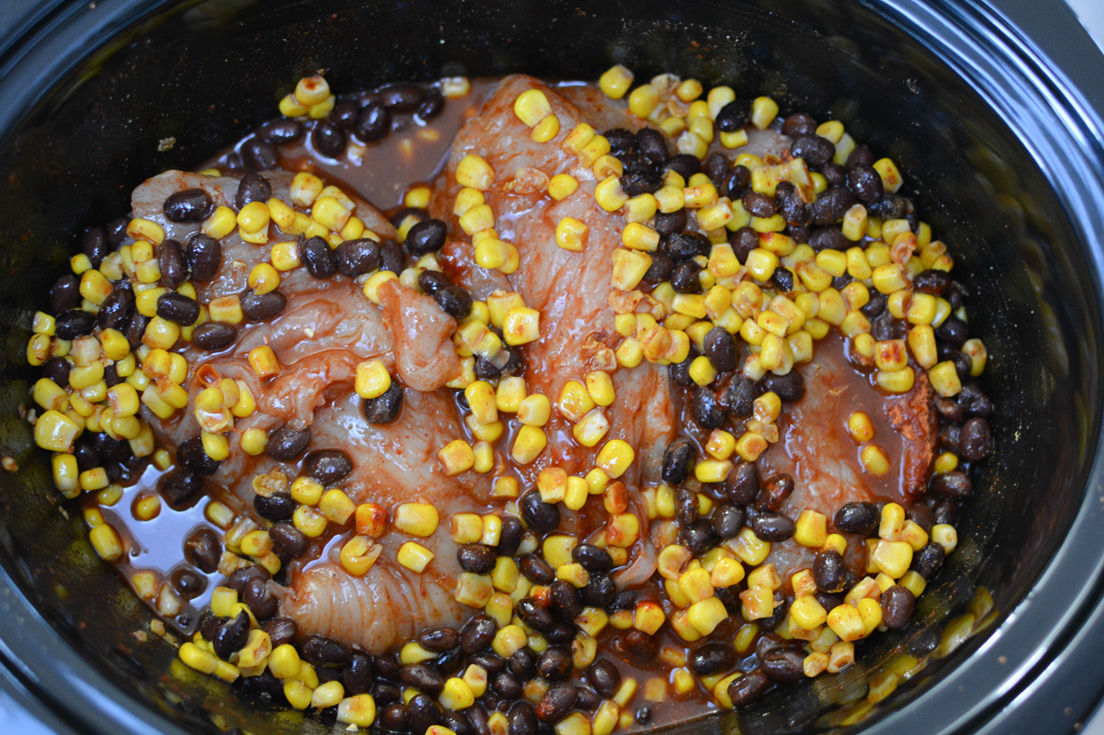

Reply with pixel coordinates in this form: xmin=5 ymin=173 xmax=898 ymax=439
xmin=596 ymin=440 xmax=634 ymax=479
xmin=510 ymin=425 xmax=547 ymax=465
xmin=456 ymin=154 xmax=496 ymax=191
xmin=599 ymin=65 xmax=634 ymax=99
xmin=929 ymin=360 xmax=963 ymax=397
xmin=556 ymin=217 xmax=588 ymax=252
xmin=247 ymin=345 xmax=280 ymax=378
xmin=932 ymin=524 xmax=958 ymax=552
xmin=438 ymin=439 xmax=476 ymax=476
xmin=319 ymin=488 xmax=356 ymax=525
xmin=89 ymin=523 xmax=123 ymax=561
xmin=874 ymin=339 xmax=908 ymax=372
xmin=750 ymin=96 xmax=779 ymax=129
xmin=876 ymin=365 xmax=914 ymax=393
xmin=397 ymin=541 xmax=434 ymax=573
xmin=873 ymin=158 xmax=903 ymax=192
xmin=392 ymin=502 xmax=439 ymax=537
xmin=871 ymin=540 xmax=913 ymax=579
xmin=502 ymin=307 xmax=540 ymax=346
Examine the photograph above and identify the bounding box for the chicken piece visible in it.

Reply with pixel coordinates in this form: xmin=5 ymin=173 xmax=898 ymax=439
xmin=432 ymin=75 xmax=680 ymax=487
xmin=759 ymin=334 xmax=937 ymax=583
xmin=379 ymin=280 xmax=461 ymax=392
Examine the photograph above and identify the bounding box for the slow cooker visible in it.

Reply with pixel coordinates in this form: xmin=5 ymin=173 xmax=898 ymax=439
xmin=1 ymin=0 xmax=1103 ymax=733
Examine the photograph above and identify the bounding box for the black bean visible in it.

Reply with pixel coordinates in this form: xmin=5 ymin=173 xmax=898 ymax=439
xmin=519 ymin=554 xmax=556 ymax=585
xmin=757 ymin=474 xmax=794 ymax=512
xmin=663 ymin=231 xmax=710 ymax=262
xmin=162 ymin=188 xmax=213 ymax=223
xmin=604 ymin=127 xmax=636 ymax=156
xmin=55 ymin=308 xmax=95 ymax=339
xmin=170 ymin=567 xmax=206 ymax=599
xmin=312 ymin=121 xmax=347 ymax=158
xmin=241 ymin=138 xmax=279 ymax=171
xmin=761 ymin=648 xmax=804 ymax=683
xmin=406 ymin=219 xmax=448 ymax=256
xmin=959 ymin=418 xmax=992 ymax=461
xmin=461 ymin=614 xmax=496 ymax=654
xmin=226 ymin=566 xmax=269 ymax=594
xmin=379 ymin=238 xmax=407 ymax=273
xmin=663 ymin=153 xmax=701 ymax=179
xmin=791 ymin=135 xmax=835 ymax=168
xmin=572 ymin=544 xmax=612 ymax=574
xmin=470 ymin=652 xmax=506 ymax=676
xmin=881 ymin=585 xmax=916 ymax=630
xmin=958 ymin=383 xmax=993 ymax=418
xmin=931 ymin=471 xmax=972 ymax=500
xmin=868 ymin=192 xmax=909 ymax=220
xmin=537 ymin=682 xmax=577 ymax=723
xmin=499 ymin=517 xmax=523 ymax=557
xmin=290 ymin=235 xmax=334 ymax=280
xmin=742 ymin=192 xmax=777 ymax=218
xmin=213 ymin=611 xmax=250 ymax=660
xmin=416 ymin=86 xmax=445 ymax=120
xmin=581 ymin=573 xmax=615 ymax=608
xmin=812 ymin=186 xmax=857 ymax=225
xmin=621 ymin=629 xmax=660 ymax=660
xmin=401 ymin=664 xmax=444 ymax=694
xmin=435 ymin=285 xmax=473 ymax=319
xmin=96 ymin=285 xmax=134 ymax=330
xmin=254 ymin=491 xmax=295 ymax=522
xmin=576 ymin=689 xmax=602 ymax=714
xmin=749 ymin=511 xmax=795 ymax=541
xmin=703 ymin=152 xmax=729 ymax=186
xmin=908 ymin=503 xmax=935 ymax=533
xmin=343 ymin=651 xmax=373 ymax=695
xmin=583 ymin=659 xmax=621 ymax=699
xmin=185 ymin=233 xmax=222 ymax=282
xmin=330 ymin=99 xmax=361 ymax=128
xmin=379 ymin=83 xmax=425 ymax=112
xmin=156 ymin=292 xmax=200 ymax=326
xmin=688 ymin=640 xmax=734 ymax=676
xmin=914 ymin=269 xmax=950 ymax=295
xmin=508 ymin=701 xmax=538 ymax=735
xmin=441 ymin=712 xmax=475 ymax=735
xmin=80 ymin=226 xmax=109 ymax=267
xmin=271 ymin=521 xmax=307 ymax=559
xmin=43 ymin=357 xmax=71 ymax=388
xmin=861 ymin=292 xmax=888 ymax=319
xmin=546 ymin=622 xmax=575 ymax=645
xmin=175 ymin=437 xmax=218 ymax=476
xmin=680 ymin=519 xmax=718 ymax=554
xmin=473 ymin=355 xmax=502 ymax=380
xmin=517 ymin=599 xmax=556 ymax=633
xmin=846 ymin=145 xmax=876 ymax=168
xmin=728 ymin=226 xmax=759 ymax=262
xmin=940 ymin=424 xmax=962 ymax=454
xmin=691 ymin=386 xmax=725 ymax=429
xmin=712 ymin=503 xmax=745 ymax=539
xmin=355 ymin=102 xmax=391 ymax=141
xmin=154 ymin=239 xmax=187 ymax=287
xmin=834 ymin=501 xmax=879 ymax=535
xmin=620 ymin=167 xmax=662 ymax=196
xmin=360 ymin=380 xmax=403 ymax=424
xmin=715 ymin=100 xmax=750 ymax=132
xmin=72 ymin=440 xmax=99 ymax=472
xmin=509 ymin=648 xmax=538 ymax=679
xmin=725 ymin=461 xmax=760 ymax=504
xmin=302 ymin=635 xmax=352 ymax=667
xmin=722 ymin=378 xmax=759 ymax=419
xmin=806 ymin=226 xmax=848 ymax=253
xmin=263 ymin=617 xmax=297 ymax=649
xmin=519 ymin=492 xmax=560 ymax=534
xmin=414 ymin=626 xmax=460 ymax=654
xmin=243 ymin=577 xmax=278 ymax=620
xmin=669 ymin=355 xmax=695 ymax=387
xmin=703 ymin=327 xmax=739 ymax=373
xmin=374 ymin=654 xmax=401 ymax=682
xmin=661 ymin=438 xmax=696 ymax=485
xmin=265 ymin=426 xmax=311 ymax=461
xmin=775 ymin=182 xmax=811 ymax=225
xmin=635 ymin=128 xmax=668 ymax=164
xmin=301 ymin=449 xmax=354 ymax=485
xmin=847 ymin=163 xmax=884 ymax=203
xmin=787 ymin=222 xmax=812 ymax=243
xmin=549 ymin=580 xmax=582 ymax=622
xmin=258 ymin=119 xmax=303 ymax=145
xmin=183 ymin=527 xmax=220 ymax=573
xmin=813 ymin=549 xmax=846 ymax=593
xmin=331 ymin=238 xmax=380 ymax=278
xmin=871 ymin=311 xmax=905 ymax=341
xmin=380 ymin=702 xmax=407 ymax=731
xmin=501 ymin=349 xmax=526 ymax=378
xmin=235 ymin=172 xmax=272 ymax=210
xmin=935 ymin=316 xmax=969 ymax=347
xmin=103 ymin=217 xmax=128 ymax=247
xmin=538 ymin=648 xmax=572 ymax=681
xmin=191 ymin=322 xmax=236 ymax=352
xmin=728 ymin=669 xmax=771 ymax=707
xmin=654 ymin=209 xmax=687 ymax=236
xmin=913 ymin=542 xmax=946 ymax=579
xmin=458 ymin=544 xmax=497 ymax=575
xmin=240 ymin=289 xmax=287 ymax=322
xmin=407 ymin=694 xmax=441 ymax=733
xmin=675 ymin=487 xmax=699 ymax=526
xmin=783 ymin=113 xmax=817 ymax=137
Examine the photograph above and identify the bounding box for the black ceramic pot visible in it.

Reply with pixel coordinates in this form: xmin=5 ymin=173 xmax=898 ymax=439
xmin=1 ymin=1 xmax=1102 ymax=733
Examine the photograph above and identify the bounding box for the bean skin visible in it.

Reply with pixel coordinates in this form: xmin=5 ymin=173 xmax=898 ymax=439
xmin=882 ymin=585 xmax=916 ymax=629
xmin=960 ymin=418 xmax=992 ymax=460
xmin=689 ymin=641 xmax=734 ymax=675
xmin=363 ymin=382 xmax=403 ymax=424
xmin=585 ymin=659 xmax=621 ymax=699
xmin=834 ymin=501 xmax=879 ymax=535
xmin=191 ymin=322 xmax=237 ymax=351
xmin=661 ymin=437 xmax=696 ymax=485
xmin=264 ymin=427 xmax=311 ymax=461
xmin=704 ymin=327 xmax=739 ymax=372
xmin=728 ymin=670 xmax=770 ymax=707
xmin=240 ymin=290 xmax=287 ymax=322
xmin=301 ymin=236 xmax=338 ymax=278
xmin=163 ymin=188 xmax=213 ymax=222
xmin=460 ymin=614 xmax=496 ymax=654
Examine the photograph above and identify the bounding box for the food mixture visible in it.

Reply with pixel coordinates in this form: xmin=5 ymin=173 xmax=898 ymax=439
xmin=25 ymin=67 xmax=993 ymax=733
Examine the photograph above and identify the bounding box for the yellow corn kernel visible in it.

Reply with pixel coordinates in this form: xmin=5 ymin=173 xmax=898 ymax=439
xmin=596 ymin=439 xmax=634 ymax=480
xmin=932 ymin=523 xmax=958 ymax=553
xmin=353 ymin=359 xmax=392 ymax=400
xmin=513 ymin=88 xmax=553 ymax=127
xmin=873 ymin=158 xmax=904 ymax=193
xmin=871 ymin=539 xmax=913 ymax=579
xmin=876 ymin=366 xmax=915 ymax=394
xmin=511 ymin=425 xmax=547 ymax=465
xmin=438 ymin=439 xmax=475 ymax=476
xmin=687 ymin=596 xmax=728 ymax=636
xmin=34 ymin=410 xmax=82 ymax=452
xmin=750 ymin=96 xmax=779 ymax=129
xmin=627 ymin=83 xmax=660 ymax=118
xmin=245 ymin=345 xmax=279 ymax=378
xmin=502 ymin=306 xmax=540 ymax=346
xmin=456 ymin=154 xmax=496 ymax=191
xmin=340 ymin=536 xmax=383 ymax=577
xmin=609 ymin=248 xmax=651 ymax=291
xmin=397 ymin=541 xmax=435 ymax=573
xmin=858 ymin=444 xmax=890 ymax=475
xmin=962 ymin=338 xmax=987 ymax=376
xmin=198 ymin=205 xmax=235 ymax=240
xmin=556 ymin=217 xmax=588 ymax=252
xmin=599 ymin=65 xmax=634 ymax=99
xmin=88 ymin=523 xmax=123 ymax=561
xmin=620 ymin=222 xmax=659 ymax=252
xmin=516 ymin=393 xmax=551 ymax=427
xmin=548 ymin=174 xmax=579 ymax=201
xmin=393 ymin=502 xmax=440 ymax=538
xmin=929 ymin=360 xmax=963 ymax=397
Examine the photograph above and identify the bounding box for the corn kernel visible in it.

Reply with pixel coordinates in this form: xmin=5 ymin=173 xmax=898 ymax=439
xmin=599 ymin=65 xmax=634 ymax=99
xmin=556 ymin=217 xmax=588 ymax=252
xmin=457 ymin=154 xmax=496 ymax=191
xmin=394 ymin=502 xmax=440 ymax=537
xmin=397 ymin=541 xmax=435 ymax=572
xmin=438 ymin=439 xmax=475 ymax=476
xmin=511 ymin=425 xmax=547 ymax=465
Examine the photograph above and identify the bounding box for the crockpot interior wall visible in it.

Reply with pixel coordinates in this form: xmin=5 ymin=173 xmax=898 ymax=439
xmin=0 ymin=0 xmax=1098 ymax=733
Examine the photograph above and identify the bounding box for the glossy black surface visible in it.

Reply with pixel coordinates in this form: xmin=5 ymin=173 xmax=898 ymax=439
xmin=0 ymin=1 xmax=1102 ymax=734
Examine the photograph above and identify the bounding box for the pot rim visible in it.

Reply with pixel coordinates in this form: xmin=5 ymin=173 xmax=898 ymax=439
xmin=1 ymin=1 xmax=1103 ymax=733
